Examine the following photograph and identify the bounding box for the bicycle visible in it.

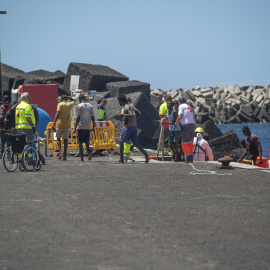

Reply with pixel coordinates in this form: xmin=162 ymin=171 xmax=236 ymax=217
xmin=2 ymin=132 xmax=41 ymax=172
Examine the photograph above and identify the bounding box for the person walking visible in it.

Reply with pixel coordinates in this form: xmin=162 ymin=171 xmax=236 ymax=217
xmin=238 ymin=126 xmax=263 ymax=165
xmin=52 ymin=95 xmax=75 ymax=161
xmin=73 ymin=94 xmax=95 ymax=162
xmin=117 ymin=94 xmax=150 ymax=164
xmin=193 ymin=127 xmax=214 ymax=161
xmin=174 ymin=97 xmax=196 ymax=163
xmin=15 ymin=92 xmax=36 ymax=145
xmin=0 ymin=95 xmax=12 ymax=158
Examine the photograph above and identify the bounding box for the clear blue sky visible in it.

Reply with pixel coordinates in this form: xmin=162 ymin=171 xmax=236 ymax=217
xmin=1 ymin=0 xmax=270 ymax=91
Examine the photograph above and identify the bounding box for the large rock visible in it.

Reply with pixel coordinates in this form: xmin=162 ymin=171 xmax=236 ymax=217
xmin=107 ymin=80 xmax=150 ymax=100
xmin=106 ymin=92 xmax=159 ymax=149
xmin=200 ymin=119 xmax=223 ymax=140
xmin=150 ymin=94 xmax=163 ymax=110
xmin=63 ymin=62 xmax=129 ymax=94
xmin=1 ymin=63 xmax=25 ymax=95
xmin=12 ymin=70 xmax=65 ymax=89
xmin=208 ymin=130 xmax=243 ymax=161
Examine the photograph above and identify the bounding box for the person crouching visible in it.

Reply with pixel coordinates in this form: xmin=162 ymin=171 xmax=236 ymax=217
xmin=193 ymin=127 xmax=214 ymax=161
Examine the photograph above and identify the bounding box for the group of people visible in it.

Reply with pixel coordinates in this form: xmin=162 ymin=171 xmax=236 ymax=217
xmin=0 ymin=90 xmax=266 ymax=166
xmin=159 ymin=94 xmax=264 ymax=165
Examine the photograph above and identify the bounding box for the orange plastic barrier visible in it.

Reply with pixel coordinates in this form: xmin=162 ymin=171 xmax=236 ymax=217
xmin=45 ymin=121 xmax=116 ymax=151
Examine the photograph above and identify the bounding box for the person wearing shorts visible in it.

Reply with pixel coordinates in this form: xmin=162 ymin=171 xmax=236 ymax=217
xmin=174 ymin=97 xmax=196 ymax=163
xmin=117 ymin=94 xmax=150 ymax=164
xmin=73 ymin=94 xmax=95 ymax=162
xmin=52 ymin=95 xmax=75 ymax=161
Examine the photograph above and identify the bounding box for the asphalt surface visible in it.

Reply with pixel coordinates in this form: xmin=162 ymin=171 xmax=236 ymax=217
xmin=1 ymin=148 xmax=270 ymax=270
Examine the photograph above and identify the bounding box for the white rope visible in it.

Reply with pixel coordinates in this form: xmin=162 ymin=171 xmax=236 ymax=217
xmin=188 ymin=163 xmax=232 ymax=176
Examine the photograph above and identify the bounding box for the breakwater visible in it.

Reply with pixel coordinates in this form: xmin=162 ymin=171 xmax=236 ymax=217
xmin=151 ymin=85 xmax=270 ymax=124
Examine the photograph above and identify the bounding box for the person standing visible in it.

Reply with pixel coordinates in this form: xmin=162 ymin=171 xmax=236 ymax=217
xmin=159 ymin=95 xmax=173 ymax=155
xmin=52 ymin=95 xmax=75 ymax=161
xmin=15 ymin=92 xmax=36 ymax=145
xmin=162 ymin=100 xmax=181 ymax=162
xmin=97 ymin=99 xmax=107 ymax=121
xmin=174 ymin=97 xmax=196 ymax=163
xmin=0 ymin=95 xmax=12 ymax=158
xmin=193 ymin=127 xmax=214 ymax=161
xmin=238 ymin=126 xmax=263 ymax=165
xmin=73 ymin=94 xmax=95 ymax=162
xmin=117 ymin=94 xmax=150 ymax=164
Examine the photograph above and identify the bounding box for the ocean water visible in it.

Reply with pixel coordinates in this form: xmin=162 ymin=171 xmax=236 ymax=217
xmin=217 ymin=123 xmax=270 ymax=159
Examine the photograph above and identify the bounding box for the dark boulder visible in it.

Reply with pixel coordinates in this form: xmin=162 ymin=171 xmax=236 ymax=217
xmin=106 ymin=80 xmax=150 ymax=100
xmin=200 ymin=119 xmax=223 ymax=141
xmin=150 ymin=94 xmax=163 ymax=110
xmin=63 ymin=62 xmax=129 ymax=94
xmin=209 ymin=130 xmax=243 ymax=161
xmin=1 ymin=63 xmax=25 ymax=95
xmin=106 ymin=92 xmax=159 ymax=149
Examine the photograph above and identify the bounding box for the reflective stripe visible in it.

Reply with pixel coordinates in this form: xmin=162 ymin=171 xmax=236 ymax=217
xmin=15 ymin=123 xmax=31 ymax=127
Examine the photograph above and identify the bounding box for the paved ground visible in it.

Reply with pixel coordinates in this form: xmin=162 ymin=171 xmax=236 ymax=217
xmin=1 ymin=147 xmax=270 ymax=270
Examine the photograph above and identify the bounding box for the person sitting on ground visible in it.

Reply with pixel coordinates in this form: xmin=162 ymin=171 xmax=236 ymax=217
xmin=52 ymin=94 xmax=75 ymax=161
xmin=97 ymin=99 xmax=107 ymax=121
xmin=73 ymin=94 xmax=95 ymax=162
xmin=238 ymin=126 xmax=263 ymax=165
xmin=193 ymin=127 xmax=214 ymax=162
xmin=117 ymin=94 xmax=150 ymax=164
xmin=162 ymin=101 xmax=181 ymax=162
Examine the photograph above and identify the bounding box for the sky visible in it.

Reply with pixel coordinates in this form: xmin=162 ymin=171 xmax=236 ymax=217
xmin=1 ymin=0 xmax=270 ymax=91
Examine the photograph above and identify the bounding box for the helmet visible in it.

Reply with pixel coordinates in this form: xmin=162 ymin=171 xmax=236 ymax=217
xmin=195 ymin=127 xmax=204 ymax=133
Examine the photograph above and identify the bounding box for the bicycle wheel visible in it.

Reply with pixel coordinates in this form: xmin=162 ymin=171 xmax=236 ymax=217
xmin=34 ymin=160 xmax=41 ymax=171
xmin=23 ymin=147 xmax=39 ymax=171
xmin=3 ymin=147 xmax=18 ymax=172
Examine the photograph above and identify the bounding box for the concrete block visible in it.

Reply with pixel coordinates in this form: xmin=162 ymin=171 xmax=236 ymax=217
xmin=246 ymin=86 xmax=255 ymax=94
xmin=151 ymin=89 xmax=164 ymax=99
xmin=234 ymin=85 xmax=241 ymax=95
xmin=196 ymin=112 xmax=209 ymax=123
xmin=192 ymin=90 xmax=202 ymax=97
xmin=106 ymin=92 xmax=159 ymax=149
xmin=107 ymin=80 xmax=150 ymax=100
xmin=184 ymin=89 xmax=196 ymax=101
xmin=201 ymin=119 xmax=223 ymax=140
xmin=255 ymin=94 xmax=264 ymax=104
xmin=208 ymin=130 xmax=243 ymax=160
xmin=63 ymin=62 xmax=128 ymax=93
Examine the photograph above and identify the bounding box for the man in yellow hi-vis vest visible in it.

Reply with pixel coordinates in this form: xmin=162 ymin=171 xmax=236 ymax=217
xmin=15 ymin=92 xmax=36 ymax=145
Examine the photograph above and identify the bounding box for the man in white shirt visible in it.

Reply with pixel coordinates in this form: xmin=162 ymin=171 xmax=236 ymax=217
xmin=73 ymin=94 xmax=95 ymax=162
xmin=193 ymin=127 xmax=214 ymax=161
xmin=174 ymin=97 xmax=196 ymax=163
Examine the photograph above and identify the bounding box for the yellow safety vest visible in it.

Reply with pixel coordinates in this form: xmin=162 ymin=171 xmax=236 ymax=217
xmin=97 ymin=105 xmax=106 ymax=120
xmin=15 ymin=101 xmax=36 ymax=129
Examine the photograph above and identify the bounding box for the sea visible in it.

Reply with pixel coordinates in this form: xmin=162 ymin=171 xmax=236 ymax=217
xmin=216 ymin=123 xmax=270 ymax=159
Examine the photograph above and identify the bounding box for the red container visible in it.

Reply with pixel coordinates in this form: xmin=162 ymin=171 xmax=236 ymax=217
xmin=18 ymin=84 xmax=58 ymax=121
xmin=255 ymin=157 xmax=267 ymax=168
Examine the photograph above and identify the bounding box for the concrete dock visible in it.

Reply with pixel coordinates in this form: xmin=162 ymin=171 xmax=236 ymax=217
xmin=1 ymin=150 xmax=270 ymax=270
